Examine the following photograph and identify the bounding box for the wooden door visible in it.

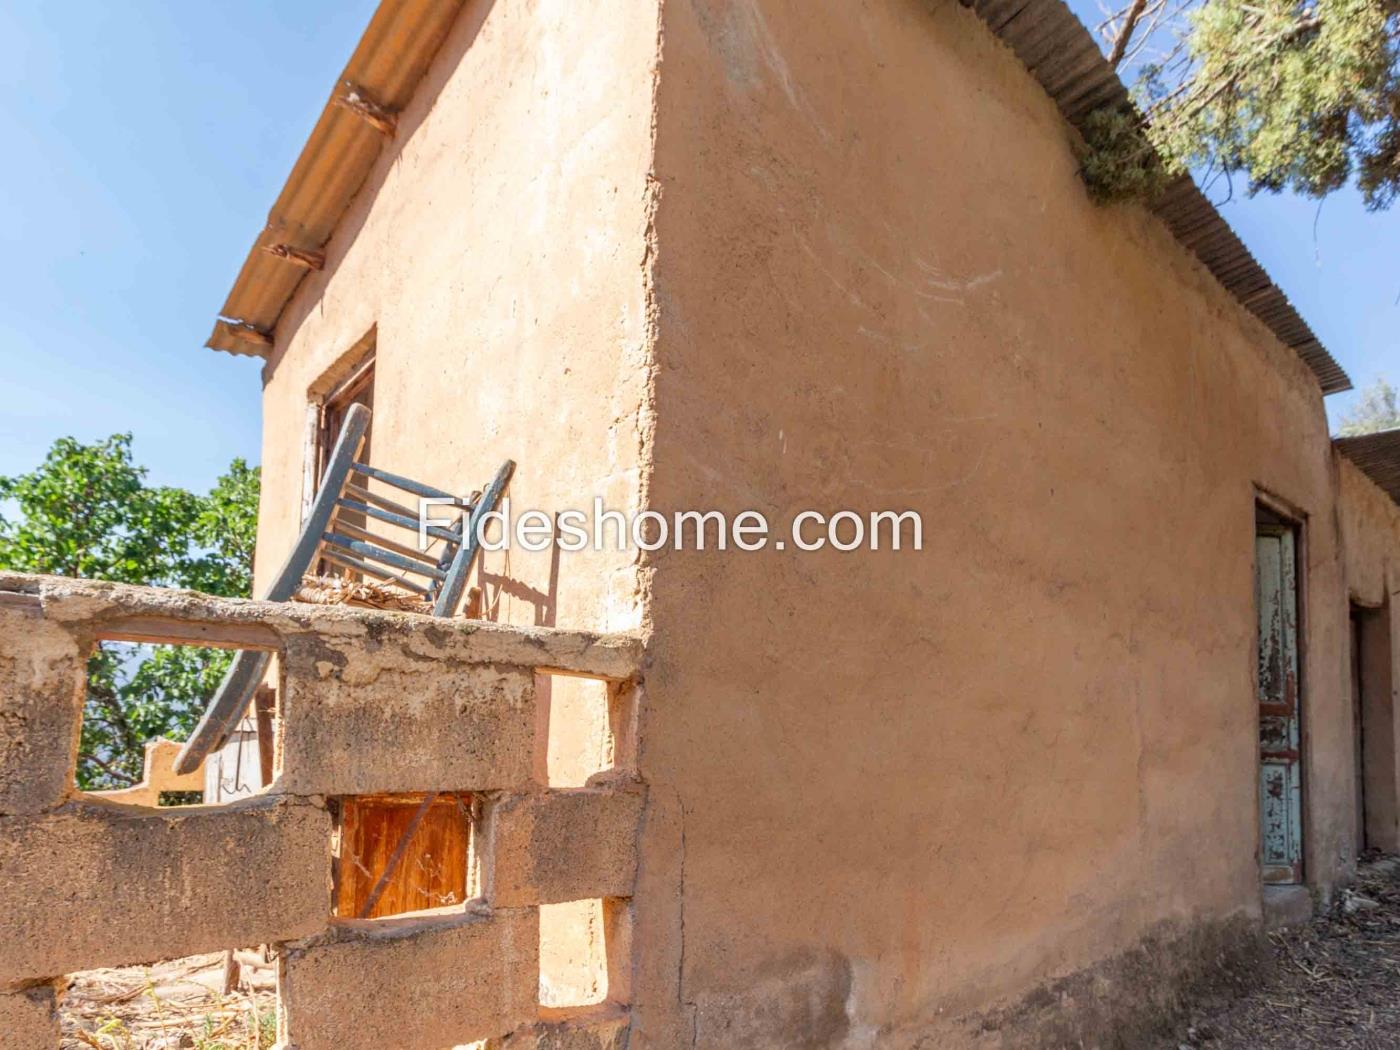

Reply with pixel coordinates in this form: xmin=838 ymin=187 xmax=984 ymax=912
xmin=1352 ymin=609 xmax=1367 ymax=852
xmin=1256 ymin=522 xmax=1303 ymax=884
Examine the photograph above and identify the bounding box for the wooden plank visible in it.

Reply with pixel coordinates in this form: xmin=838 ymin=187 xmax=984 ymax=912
xmin=254 ymin=686 xmax=277 ymax=788
xmin=341 ymin=480 xmax=424 ymax=523
xmin=434 ymin=460 xmax=516 ymax=617
xmin=335 ymin=794 xmax=470 ymax=920
xmin=322 ymin=532 xmax=447 ymax=579
xmin=338 ymin=496 xmax=460 ymax=543
xmin=350 ymin=461 xmax=459 ymax=502
xmin=175 ymin=405 xmax=371 ymax=775
xmin=331 ymin=517 xmax=450 ymax=565
xmin=318 ymin=549 xmax=433 ymax=595
xmin=96 ymin=616 xmax=280 ymax=651
xmin=173 ymin=650 xmax=274 ymax=775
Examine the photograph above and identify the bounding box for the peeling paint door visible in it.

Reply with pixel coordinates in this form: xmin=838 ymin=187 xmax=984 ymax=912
xmin=1256 ymin=522 xmax=1303 ymax=884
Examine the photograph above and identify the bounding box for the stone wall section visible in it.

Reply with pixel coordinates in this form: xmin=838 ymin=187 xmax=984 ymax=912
xmin=0 ymin=573 xmax=645 ymax=1049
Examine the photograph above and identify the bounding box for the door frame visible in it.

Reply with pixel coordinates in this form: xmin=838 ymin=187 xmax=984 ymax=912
xmin=1253 ymin=491 xmax=1309 ymax=886
xmin=1350 ymin=596 xmax=1397 ymax=853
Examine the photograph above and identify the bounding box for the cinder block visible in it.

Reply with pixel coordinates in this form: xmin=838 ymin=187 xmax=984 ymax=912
xmin=0 ymin=605 xmax=87 ymax=815
xmin=0 ymin=796 xmax=330 ymax=984
xmin=281 ymin=906 xmax=539 ymax=1050
xmin=488 ymin=783 xmax=643 ymax=906
xmin=278 ymin=631 xmax=537 ymax=795
xmin=0 ymin=982 xmax=59 ymax=1048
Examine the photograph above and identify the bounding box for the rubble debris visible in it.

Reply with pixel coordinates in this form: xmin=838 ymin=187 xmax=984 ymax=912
xmin=293 ymin=573 xmax=432 ymax=614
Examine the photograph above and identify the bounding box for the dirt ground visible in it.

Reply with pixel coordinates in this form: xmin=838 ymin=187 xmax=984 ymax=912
xmin=1168 ymin=855 xmax=1400 ymax=1049
xmin=59 ymin=952 xmax=275 ymax=1050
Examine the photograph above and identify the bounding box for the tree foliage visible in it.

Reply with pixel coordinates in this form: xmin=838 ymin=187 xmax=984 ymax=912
xmin=0 ymin=436 xmax=259 ymax=789
xmin=1337 ymin=376 xmax=1400 ymax=434
xmin=1084 ymin=0 xmax=1400 ymax=209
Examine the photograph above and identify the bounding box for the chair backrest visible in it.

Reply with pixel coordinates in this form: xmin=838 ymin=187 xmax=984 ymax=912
xmin=263 ymin=403 xmax=514 ymax=616
xmin=320 ymin=459 xmax=469 ymax=605
xmin=172 ymin=403 xmax=515 ymax=773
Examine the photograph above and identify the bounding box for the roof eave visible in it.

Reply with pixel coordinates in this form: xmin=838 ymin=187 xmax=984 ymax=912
xmin=964 ymin=0 xmax=1350 ymax=395
xmin=1336 ymin=428 xmax=1400 ymax=506
xmin=206 ymin=0 xmax=466 ymax=358
xmin=207 ymin=0 xmax=1351 ymax=398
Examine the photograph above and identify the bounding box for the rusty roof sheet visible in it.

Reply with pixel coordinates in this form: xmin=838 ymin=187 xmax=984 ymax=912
xmin=206 ymin=0 xmax=465 ymax=358
xmin=209 ymin=0 xmax=1350 ymax=394
xmin=966 ymin=0 xmax=1350 ymax=394
xmin=1336 ymin=429 xmax=1400 ymax=506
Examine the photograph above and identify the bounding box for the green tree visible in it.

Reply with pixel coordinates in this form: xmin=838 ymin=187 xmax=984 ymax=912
xmin=1337 ymin=376 xmax=1400 ymax=435
xmin=0 ymin=435 xmax=259 ymax=789
xmin=1084 ymin=0 xmax=1400 ymax=209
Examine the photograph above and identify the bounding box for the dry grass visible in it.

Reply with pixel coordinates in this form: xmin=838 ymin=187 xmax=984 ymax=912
xmin=293 ymin=573 xmax=431 ymax=614
xmin=1169 ymin=855 xmax=1400 ymax=1048
xmin=60 ymin=953 xmax=275 ymax=1050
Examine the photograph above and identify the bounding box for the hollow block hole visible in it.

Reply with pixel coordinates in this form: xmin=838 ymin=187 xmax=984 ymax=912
xmin=332 ymin=793 xmax=475 ymax=920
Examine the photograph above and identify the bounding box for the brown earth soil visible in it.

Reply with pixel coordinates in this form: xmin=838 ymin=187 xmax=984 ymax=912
xmin=60 ymin=952 xmax=274 ymax=1050
xmin=1168 ymin=856 xmax=1400 ymax=1049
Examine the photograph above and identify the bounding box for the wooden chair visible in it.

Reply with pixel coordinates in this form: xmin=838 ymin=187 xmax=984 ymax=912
xmin=174 ymin=404 xmax=513 ymax=774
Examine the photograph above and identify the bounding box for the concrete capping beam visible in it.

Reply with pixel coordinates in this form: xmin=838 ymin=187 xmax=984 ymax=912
xmin=0 ymin=796 xmax=330 ymax=985
xmin=280 ymin=905 xmax=539 ymax=1050
xmin=0 ymin=982 xmax=60 ymax=1049
xmin=0 ymin=607 xmax=87 ymax=817
xmin=278 ymin=639 xmax=537 ymax=795
xmin=486 ymin=779 xmax=645 ymax=907
xmin=0 ymin=573 xmax=644 ymax=681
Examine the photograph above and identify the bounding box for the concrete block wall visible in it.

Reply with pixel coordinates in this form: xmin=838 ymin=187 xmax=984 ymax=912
xmin=0 ymin=573 xmax=645 ymax=1050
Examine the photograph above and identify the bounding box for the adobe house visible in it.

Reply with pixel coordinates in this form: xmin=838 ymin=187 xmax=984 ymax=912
xmin=5 ymin=0 xmax=1400 ymax=1047
xmin=207 ymin=0 xmax=1400 ymax=1043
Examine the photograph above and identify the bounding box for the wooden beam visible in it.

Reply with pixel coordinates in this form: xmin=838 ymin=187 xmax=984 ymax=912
xmin=254 ymin=685 xmax=277 ymax=788
xmin=261 ymin=243 xmax=326 ymax=270
xmin=96 ymin=615 xmax=280 ymax=651
xmin=217 ymin=319 xmax=274 ymax=349
xmin=334 ymin=84 xmax=397 ymax=136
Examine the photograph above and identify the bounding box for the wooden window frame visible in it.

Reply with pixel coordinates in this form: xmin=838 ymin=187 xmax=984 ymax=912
xmin=315 ymin=353 xmax=376 ymax=483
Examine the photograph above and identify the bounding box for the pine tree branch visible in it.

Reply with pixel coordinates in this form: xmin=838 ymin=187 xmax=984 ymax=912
xmin=1109 ymin=0 xmax=1151 ymax=66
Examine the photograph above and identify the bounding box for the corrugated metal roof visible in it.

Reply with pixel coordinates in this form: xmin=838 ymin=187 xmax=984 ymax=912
xmin=209 ymin=0 xmax=1350 ymax=395
xmin=206 ymin=0 xmax=465 ymax=357
xmin=965 ymin=0 xmax=1350 ymax=394
xmin=1336 ymin=429 xmax=1400 ymax=506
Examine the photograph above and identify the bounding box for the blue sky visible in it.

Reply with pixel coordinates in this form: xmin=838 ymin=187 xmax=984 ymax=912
xmin=0 ymin=2 xmax=1394 ymax=496
xmin=0 ymin=1 xmax=375 ymax=493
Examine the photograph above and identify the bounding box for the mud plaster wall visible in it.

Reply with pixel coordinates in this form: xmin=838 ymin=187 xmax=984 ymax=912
xmin=1336 ymin=456 xmax=1400 ymax=851
xmin=1337 ymin=456 xmax=1400 ymax=609
xmin=257 ymin=0 xmax=659 ymax=638
xmin=252 ymin=0 xmax=661 ymax=1010
xmin=630 ymin=0 xmax=1368 ymax=1045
